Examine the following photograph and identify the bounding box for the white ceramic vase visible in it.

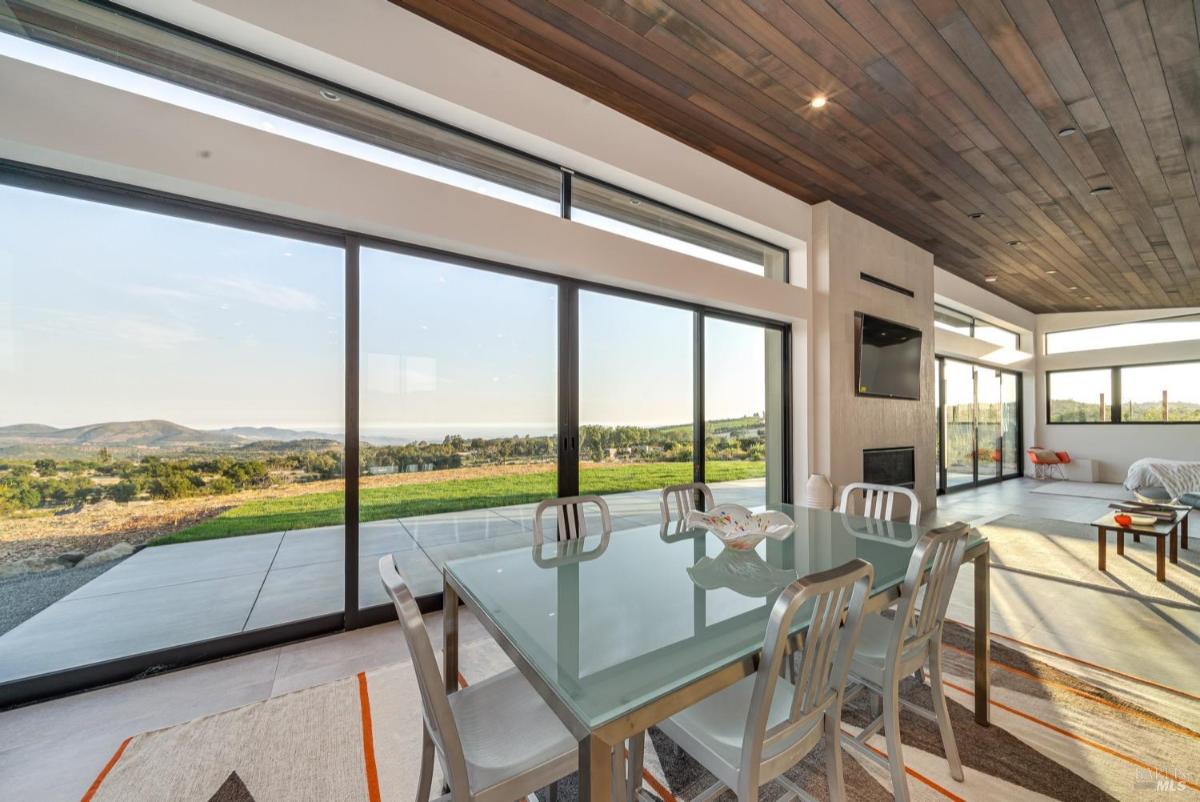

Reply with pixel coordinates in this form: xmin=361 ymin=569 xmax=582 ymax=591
xmin=804 ymin=473 xmax=834 ymax=510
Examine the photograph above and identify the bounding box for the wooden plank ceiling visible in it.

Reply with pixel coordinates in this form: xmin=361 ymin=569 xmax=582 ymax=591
xmin=390 ymin=0 xmax=1200 ymax=313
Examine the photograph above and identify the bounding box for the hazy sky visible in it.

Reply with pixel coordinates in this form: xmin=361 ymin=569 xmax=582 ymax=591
xmin=1 ymin=187 xmax=771 ymax=434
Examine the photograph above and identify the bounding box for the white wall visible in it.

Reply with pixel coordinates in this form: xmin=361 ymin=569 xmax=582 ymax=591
xmin=1037 ymin=308 xmax=1200 ymax=483
xmin=810 ymin=203 xmax=937 ymax=514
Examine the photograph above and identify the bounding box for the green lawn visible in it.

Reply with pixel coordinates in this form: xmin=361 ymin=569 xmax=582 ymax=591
xmin=151 ymin=461 xmax=764 ymax=545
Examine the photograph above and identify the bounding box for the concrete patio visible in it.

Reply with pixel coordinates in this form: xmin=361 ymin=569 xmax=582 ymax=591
xmin=0 ymin=480 xmax=765 ymax=683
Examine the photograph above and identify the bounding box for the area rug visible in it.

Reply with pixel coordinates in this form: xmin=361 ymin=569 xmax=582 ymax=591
xmin=82 ymin=623 xmax=1199 ymax=802
xmin=977 ymin=515 xmax=1200 ymax=610
xmin=1028 ymin=481 xmax=1136 ymax=502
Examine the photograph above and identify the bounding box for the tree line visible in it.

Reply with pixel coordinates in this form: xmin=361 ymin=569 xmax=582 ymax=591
xmin=0 ymin=420 xmax=767 ymax=514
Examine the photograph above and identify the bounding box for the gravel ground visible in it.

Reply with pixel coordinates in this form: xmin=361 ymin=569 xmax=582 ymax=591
xmin=0 ymin=558 xmax=126 ymax=635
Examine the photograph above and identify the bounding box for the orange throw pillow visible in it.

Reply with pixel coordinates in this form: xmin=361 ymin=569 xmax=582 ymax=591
xmin=1030 ymin=447 xmax=1060 ymax=464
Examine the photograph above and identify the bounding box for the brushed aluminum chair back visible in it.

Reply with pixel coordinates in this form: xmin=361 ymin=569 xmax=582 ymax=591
xmin=841 ymin=521 xmax=970 ymax=802
xmin=742 ymin=559 xmax=874 ymax=796
xmin=380 ymin=556 xmax=578 ymax=802
xmin=659 ymin=482 xmax=715 ymax=526
xmin=658 ymin=559 xmax=874 ymax=802
xmin=532 ymin=494 xmax=611 ymax=545
xmin=894 ymin=523 xmax=968 ymax=654
xmin=839 ymin=482 xmax=921 ymax=525
xmin=378 ymin=555 xmax=471 ymax=802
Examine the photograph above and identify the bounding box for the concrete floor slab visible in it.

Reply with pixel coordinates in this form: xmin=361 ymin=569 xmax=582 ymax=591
xmin=243 ymin=559 xmax=343 ymax=630
xmin=63 ymin=531 xmax=282 ymax=599
xmin=0 ymin=571 xmax=265 ymax=682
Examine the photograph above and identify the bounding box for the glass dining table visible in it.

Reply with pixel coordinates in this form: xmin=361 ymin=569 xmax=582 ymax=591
xmin=441 ymin=504 xmax=991 ymax=802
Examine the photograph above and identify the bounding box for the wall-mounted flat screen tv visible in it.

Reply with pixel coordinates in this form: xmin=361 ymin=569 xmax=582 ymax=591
xmin=855 ymin=313 xmax=922 ymax=400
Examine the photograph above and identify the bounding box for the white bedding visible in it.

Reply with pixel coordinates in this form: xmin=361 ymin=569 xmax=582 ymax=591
xmin=1124 ymin=458 xmax=1200 ymax=493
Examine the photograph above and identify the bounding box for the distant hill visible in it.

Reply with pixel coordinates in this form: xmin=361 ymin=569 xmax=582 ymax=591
xmin=0 ymin=420 xmax=243 ymax=447
xmin=220 ymin=426 xmax=343 ymax=442
xmin=0 ymin=423 xmax=59 ymax=435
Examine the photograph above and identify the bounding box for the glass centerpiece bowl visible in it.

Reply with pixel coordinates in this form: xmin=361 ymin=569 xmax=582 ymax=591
xmin=684 ymin=503 xmax=795 ymax=550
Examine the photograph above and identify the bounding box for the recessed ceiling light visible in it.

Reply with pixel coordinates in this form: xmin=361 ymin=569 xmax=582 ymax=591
xmin=1046 ymin=269 xmax=1058 ymax=275
xmin=629 ymin=198 xmax=642 ymax=206
xmin=968 ymin=211 xmax=985 ymax=219
xmin=319 ymin=89 xmax=341 ymax=102
xmin=1090 ymin=185 xmax=1113 ymax=196
xmin=1068 ymin=285 xmax=1078 ymax=290
xmin=984 ymin=275 xmax=998 ymax=283
xmin=1058 ymin=126 xmax=1077 ymax=137
xmin=810 ymin=95 xmax=828 ymax=109
xmin=1083 ymin=295 xmax=1092 ymax=300
xmin=1006 ymin=240 xmax=1021 ymax=246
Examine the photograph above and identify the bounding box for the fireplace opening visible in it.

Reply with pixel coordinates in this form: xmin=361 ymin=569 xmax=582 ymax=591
xmin=863 ymin=446 xmax=915 ymax=489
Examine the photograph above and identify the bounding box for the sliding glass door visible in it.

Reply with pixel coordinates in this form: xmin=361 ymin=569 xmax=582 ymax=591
xmin=976 ymin=368 xmax=1003 ymax=483
xmin=0 ymin=181 xmax=344 ymax=690
xmin=704 ymin=318 xmax=786 ymax=508
xmin=359 ymin=247 xmax=558 ymax=599
xmin=936 ymin=357 xmax=1022 ymax=492
xmin=578 ymin=291 xmax=693 ymax=524
xmin=0 ymin=163 xmax=791 ymax=705
xmin=941 ymin=359 xmax=976 ymax=490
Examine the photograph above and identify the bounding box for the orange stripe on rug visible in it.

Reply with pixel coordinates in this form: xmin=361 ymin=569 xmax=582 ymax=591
xmin=844 ymin=729 xmax=964 ymax=801
xmin=80 ymin=736 xmax=131 ymax=802
xmin=943 ymin=679 xmax=1200 ymax=794
xmin=947 ymin=618 xmax=1200 ymax=703
xmin=357 ymin=672 xmax=382 ymax=802
xmin=639 ymin=763 xmax=680 ymax=802
xmin=941 ymin=641 xmax=1200 ymax=741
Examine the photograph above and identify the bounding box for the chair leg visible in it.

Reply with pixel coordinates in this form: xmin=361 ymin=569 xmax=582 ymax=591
xmin=548 ymin=782 xmax=558 ymax=802
xmin=416 ymin=728 xmax=435 ymax=802
xmin=824 ymin=710 xmax=846 ymax=802
xmin=929 ymin=644 xmax=964 ymax=782
xmin=882 ymin=675 xmax=910 ymax=802
xmin=869 ymin=689 xmax=882 ymax=720
xmin=626 ymin=733 xmax=645 ymax=802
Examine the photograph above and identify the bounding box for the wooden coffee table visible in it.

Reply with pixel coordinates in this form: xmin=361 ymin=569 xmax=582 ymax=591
xmin=1092 ymin=509 xmax=1189 ymax=582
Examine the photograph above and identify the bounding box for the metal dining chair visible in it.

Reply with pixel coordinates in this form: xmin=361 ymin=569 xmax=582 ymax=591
xmin=659 ymin=481 xmax=716 ymax=526
xmin=378 ymin=556 xmax=578 ymax=802
xmin=531 ymin=530 xmax=611 ymax=568
xmin=838 ymin=482 xmax=921 ymax=525
xmin=656 ymin=559 xmax=875 ymax=802
xmin=840 ymin=522 xmax=970 ymax=802
xmin=531 ymin=494 xmax=612 ymax=545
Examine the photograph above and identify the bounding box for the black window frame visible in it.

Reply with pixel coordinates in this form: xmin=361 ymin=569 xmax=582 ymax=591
xmin=0 ymin=158 xmax=792 ymax=707
xmin=934 ymin=355 xmax=1024 ymax=494
xmin=1046 ymin=359 xmax=1200 ymax=425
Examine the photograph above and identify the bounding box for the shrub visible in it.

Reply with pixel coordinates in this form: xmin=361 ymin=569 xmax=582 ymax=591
xmin=107 ymin=479 xmax=139 ymax=503
xmin=207 ymin=476 xmax=236 ymax=495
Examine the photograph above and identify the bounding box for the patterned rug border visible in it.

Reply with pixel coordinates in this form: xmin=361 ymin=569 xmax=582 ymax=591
xmin=80 ymin=670 xmax=382 ymax=802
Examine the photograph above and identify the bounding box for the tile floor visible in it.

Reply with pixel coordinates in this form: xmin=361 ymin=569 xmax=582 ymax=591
xmin=1 ymin=477 xmax=1196 ymax=801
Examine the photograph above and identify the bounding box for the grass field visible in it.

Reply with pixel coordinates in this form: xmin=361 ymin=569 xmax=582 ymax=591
xmin=152 ymin=460 xmax=765 ymax=545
